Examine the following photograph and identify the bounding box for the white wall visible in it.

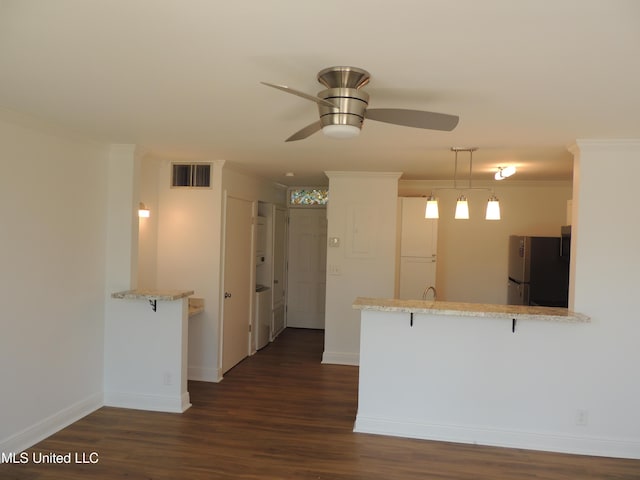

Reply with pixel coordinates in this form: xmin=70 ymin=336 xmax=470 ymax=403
xmin=400 ymin=180 xmax=572 ymax=303
xmin=0 ymin=111 xmax=108 ymax=453
xmin=137 ymin=160 xmax=285 ymax=382
xmin=146 ymin=159 xmax=225 ymax=382
xmin=569 ymin=140 xmax=640 ymax=448
xmin=222 ymin=168 xmax=286 ymax=205
xmin=323 ymin=172 xmax=401 ymax=365
xmin=137 ymin=155 xmax=159 ymax=289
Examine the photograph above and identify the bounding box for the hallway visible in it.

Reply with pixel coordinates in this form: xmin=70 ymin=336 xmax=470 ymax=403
xmin=2 ymin=328 xmax=639 ymax=479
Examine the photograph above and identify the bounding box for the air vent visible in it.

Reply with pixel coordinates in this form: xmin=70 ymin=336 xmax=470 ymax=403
xmin=171 ymin=163 xmax=211 ymax=188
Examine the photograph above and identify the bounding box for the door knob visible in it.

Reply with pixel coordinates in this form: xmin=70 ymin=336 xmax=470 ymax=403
xmin=224 ymin=292 xmax=232 ymax=298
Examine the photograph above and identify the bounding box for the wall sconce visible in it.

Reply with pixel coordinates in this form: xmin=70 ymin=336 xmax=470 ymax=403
xmin=138 ymin=202 xmax=150 ymax=218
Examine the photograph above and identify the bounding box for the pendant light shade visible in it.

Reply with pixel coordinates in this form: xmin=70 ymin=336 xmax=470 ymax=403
xmin=454 ymin=195 xmax=469 ymax=219
xmin=425 ymin=195 xmax=439 ymax=219
xmin=485 ymin=194 xmax=501 ymax=220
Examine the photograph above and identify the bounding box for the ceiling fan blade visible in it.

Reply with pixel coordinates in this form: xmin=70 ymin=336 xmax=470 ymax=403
xmin=285 ymin=120 xmax=322 ymax=142
xmin=261 ymin=82 xmax=338 ymax=109
xmin=365 ymin=108 xmax=459 ymax=131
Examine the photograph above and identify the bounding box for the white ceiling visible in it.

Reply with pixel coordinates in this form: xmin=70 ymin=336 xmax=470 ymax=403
xmin=1 ymin=0 xmax=638 ymax=186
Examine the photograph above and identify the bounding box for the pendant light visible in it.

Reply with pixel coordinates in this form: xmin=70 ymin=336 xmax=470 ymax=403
xmin=485 ymin=194 xmax=501 ymax=220
xmin=454 ymin=195 xmax=469 ymax=219
xmin=422 ymin=147 xmax=502 ymax=221
xmin=425 ymin=194 xmax=439 ymax=219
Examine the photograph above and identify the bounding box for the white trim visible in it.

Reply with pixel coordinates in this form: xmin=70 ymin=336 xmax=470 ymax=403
xmin=572 ymin=139 xmax=640 ymax=152
xmin=0 ymin=392 xmax=103 ymax=455
xmin=354 ymin=416 xmax=640 ymax=460
xmin=325 ymin=171 xmax=402 ymax=180
xmin=103 ymin=391 xmax=191 ymax=413
xmin=187 ymin=366 xmax=223 ymax=383
xmin=321 ymin=351 xmax=359 ymax=366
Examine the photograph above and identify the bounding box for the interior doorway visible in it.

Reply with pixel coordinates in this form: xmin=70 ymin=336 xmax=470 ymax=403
xmin=286 ymin=208 xmax=327 ymax=329
xmin=221 ymin=195 xmax=253 ymax=373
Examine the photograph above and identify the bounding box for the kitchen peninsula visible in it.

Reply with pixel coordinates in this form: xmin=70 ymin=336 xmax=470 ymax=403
xmin=353 ymin=297 xmax=594 ymax=456
xmin=104 ymin=289 xmax=194 ymax=413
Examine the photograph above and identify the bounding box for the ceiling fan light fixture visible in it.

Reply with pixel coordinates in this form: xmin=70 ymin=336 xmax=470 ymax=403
xmin=322 ymin=124 xmax=361 ymax=139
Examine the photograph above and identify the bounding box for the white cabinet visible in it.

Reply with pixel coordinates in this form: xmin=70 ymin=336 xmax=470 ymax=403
xmin=400 ymin=197 xmax=438 ymax=258
xmin=399 ymin=256 xmax=437 ymax=300
xmin=398 ymin=197 xmax=438 ymax=300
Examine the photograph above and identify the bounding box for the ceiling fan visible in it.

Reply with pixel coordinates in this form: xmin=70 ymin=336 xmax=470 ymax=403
xmin=261 ymin=66 xmax=459 ymax=142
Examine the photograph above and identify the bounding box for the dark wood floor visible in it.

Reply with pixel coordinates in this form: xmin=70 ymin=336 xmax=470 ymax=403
xmin=2 ymin=328 xmax=639 ymax=479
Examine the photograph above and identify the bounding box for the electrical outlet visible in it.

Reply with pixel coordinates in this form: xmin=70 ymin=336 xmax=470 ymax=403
xmin=576 ymin=409 xmax=588 ymax=426
xmin=163 ymin=372 xmax=172 ymax=386
xmin=328 ymin=264 xmax=342 ymax=275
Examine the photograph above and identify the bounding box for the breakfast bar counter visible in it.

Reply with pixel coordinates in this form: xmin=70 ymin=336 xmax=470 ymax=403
xmin=104 ymin=288 xmax=194 ymax=413
xmin=353 ymin=296 xmax=594 ymax=456
xmin=353 ymin=297 xmax=589 ymax=323
xmin=111 ymin=289 xmax=194 ymax=301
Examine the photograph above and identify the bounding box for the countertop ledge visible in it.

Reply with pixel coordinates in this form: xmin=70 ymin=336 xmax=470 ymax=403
xmin=112 ymin=289 xmax=194 ymax=301
xmin=353 ymin=297 xmax=590 ymax=323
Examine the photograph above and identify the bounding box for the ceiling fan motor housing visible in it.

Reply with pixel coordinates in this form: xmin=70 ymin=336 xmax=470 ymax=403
xmin=316 ymin=67 xmax=371 ymax=129
xmin=317 ymin=88 xmax=369 ymax=129
xmin=317 ymin=66 xmax=370 ymax=89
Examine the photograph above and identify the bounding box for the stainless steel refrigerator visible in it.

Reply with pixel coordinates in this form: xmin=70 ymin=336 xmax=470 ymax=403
xmin=507 ymin=235 xmax=569 ymax=307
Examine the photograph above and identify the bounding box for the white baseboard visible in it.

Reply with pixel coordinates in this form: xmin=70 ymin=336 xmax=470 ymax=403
xmin=0 ymin=392 xmax=103 ymax=456
xmin=354 ymin=415 xmax=640 ymax=460
xmin=188 ymin=365 xmax=222 ymax=383
xmin=322 ymin=351 xmax=360 ymax=366
xmin=104 ymin=391 xmax=191 ymax=413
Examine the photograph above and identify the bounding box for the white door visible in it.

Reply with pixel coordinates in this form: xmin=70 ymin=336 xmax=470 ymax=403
xmin=222 ymin=196 xmax=253 ymax=374
xmin=286 ymin=208 xmax=327 ymax=329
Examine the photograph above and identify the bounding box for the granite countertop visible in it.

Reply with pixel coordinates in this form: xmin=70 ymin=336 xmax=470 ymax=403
xmin=111 ymin=289 xmax=194 ymax=301
xmin=353 ymin=297 xmax=590 ymax=323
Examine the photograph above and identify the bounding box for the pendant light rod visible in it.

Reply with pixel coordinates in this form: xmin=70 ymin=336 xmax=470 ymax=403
xmin=453 ymin=148 xmax=459 ymax=189
xmin=450 ymin=147 xmax=477 ymax=190
xmin=469 ymin=148 xmax=473 ymax=189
